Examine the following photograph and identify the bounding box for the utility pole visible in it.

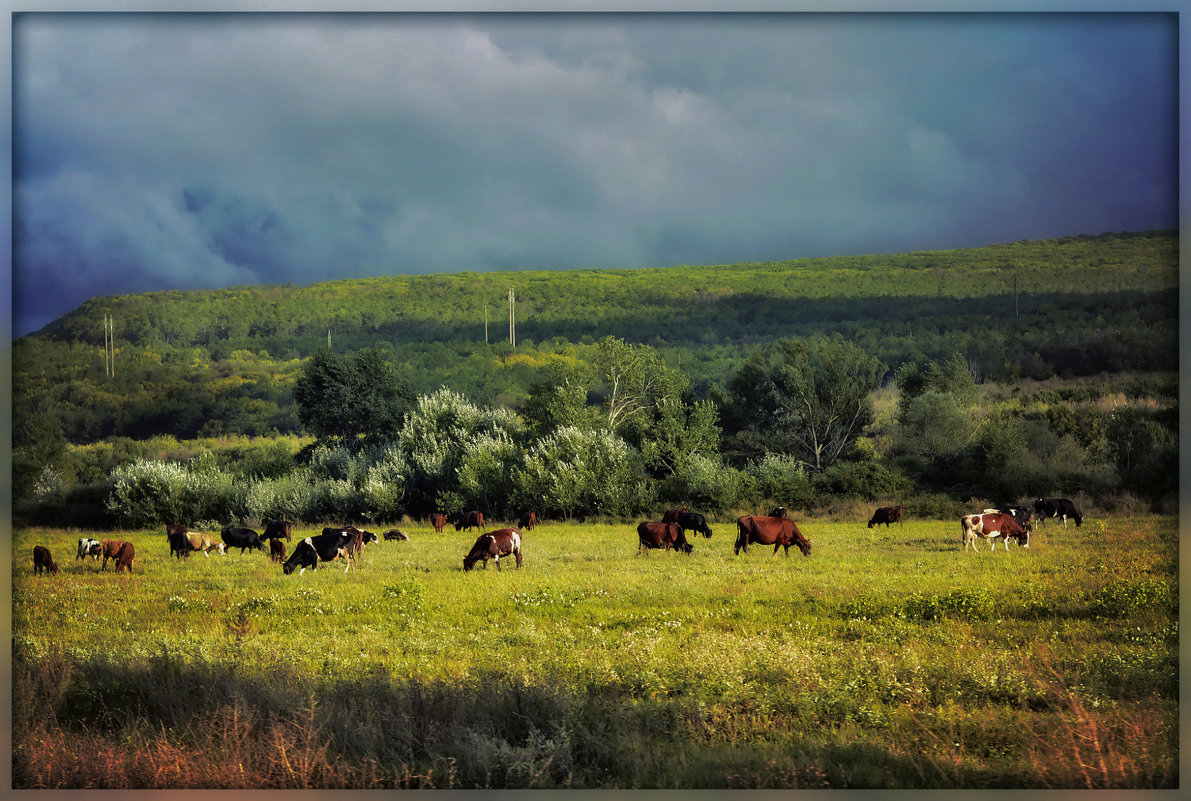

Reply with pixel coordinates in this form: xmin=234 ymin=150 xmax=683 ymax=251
xmin=103 ymin=314 xmax=115 ymax=378
xmin=484 ymin=304 xmax=489 ymax=344
xmin=508 ymin=287 xmax=516 ymax=347
xmin=327 ymin=328 xmax=332 ymax=349
xmin=1013 ymin=272 xmax=1019 ymax=318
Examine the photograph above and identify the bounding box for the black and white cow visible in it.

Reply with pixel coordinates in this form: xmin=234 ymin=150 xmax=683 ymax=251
xmin=77 ymin=537 xmax=102 ymax=561
xmin=1033 ymin=498 xmax=1083 ymax=528
xmin=984 ymin=506 xmax=1033 ymax=529
xmin=283 ymin=531 xmax=357 ymax=575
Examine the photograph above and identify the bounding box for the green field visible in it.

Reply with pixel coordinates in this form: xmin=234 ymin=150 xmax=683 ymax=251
xmin=12 ymin=515 xmax=1178 ymax=789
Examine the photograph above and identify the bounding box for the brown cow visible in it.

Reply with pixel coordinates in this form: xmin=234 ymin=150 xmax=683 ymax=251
xmin=165 ymin=523 xmax=189 ymax=538
xmin=100 ymin=539 xmax=132 ymax=571
xmin=463 ymin=528 xmax=523 ymax=571
xmin=868 ymin=505 xmax=905 ymax=528
xmin=661 ymin=508 xmax=689 ymax=524
xmin=261 ymin=520 xmax=293 ymax=542
xmin=636 ymin=521 xmax=692 ymax=555
xmin=961 ymin=512 xmax=1031 ymax=552
xmin=430 ymin=513 xmax=447 ymax=533
xmin=33 ymin=545 xmax=59 ymax=575
xmin=517 ymin=511 xmax=538 ymax=531
xmin=114 ymin=541 xmax=136 ymax=573
xmin=734 ymin=515 xmax=812 ymax=557
xmin=269 ymin=538 xmax=287 ymax=562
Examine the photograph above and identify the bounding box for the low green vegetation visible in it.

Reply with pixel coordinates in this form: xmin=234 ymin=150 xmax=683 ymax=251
xmin=12 ymin=515 xmax=1178 ymax=788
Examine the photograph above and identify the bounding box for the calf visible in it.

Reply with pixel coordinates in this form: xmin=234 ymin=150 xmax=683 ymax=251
xmin=77 ymin=537 xmax=102 ymax=561
xmin=1033 ymin=498 xmax=1083 ymax=528
xmin=463 ymin=527 xmax=523 ymax=571
xmin=269 ymin=538 xmax=287 ymax=562
xmin=283 ymin=531 xmax=356 ymax=575
xmin=33 ymin=545 xmax=59 ymax=575
xmin=430 ymin=513 xmax=447 ymax=533
xmin=636 ymin=521 xmax=692 ymax=555
xmin=114 ymin=541 xmax=137 ymax=572
xmin=868 ymin=505 xmax=905 ymax=528
xmin=221 ymin=526 xmax=265 ymax=554
xmin=961 ymin=512 xmax=1031 ymax=551
xmin=383 ymin=529 xmax=410 ymax=541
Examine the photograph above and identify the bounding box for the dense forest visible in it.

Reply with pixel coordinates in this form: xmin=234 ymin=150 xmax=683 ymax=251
xmin=13 ymin=230 xmax=1179 ymax=526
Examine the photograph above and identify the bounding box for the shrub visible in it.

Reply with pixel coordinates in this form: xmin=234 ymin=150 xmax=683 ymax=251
xmin=658 ymin=455 xmax=747 ymax=515
xmin=514 ymin=427 xmax=654 ymax=519
xmin=1091 ymin=579 xmax=1174 ymax=619
xmin=749 ymin=454 xmax=815 ymax=511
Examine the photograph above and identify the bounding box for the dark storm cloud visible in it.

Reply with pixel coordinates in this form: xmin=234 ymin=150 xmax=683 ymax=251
xmin=12 ymin=12 xmax=1177 ymax=336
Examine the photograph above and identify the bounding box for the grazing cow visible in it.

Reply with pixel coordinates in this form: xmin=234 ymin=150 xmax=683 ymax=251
xmin=452 ymin=511 xmax=485 ymax=532
xmin=517 ymin=511 xmax=538 ymax=531
xmin=1033 ymin=498 xmax=1083 ymax=528
xmin=734 ymin=515 xmax=812 ymax=557
xmin=269 ymin=538 xmax=287 ymax=562
xmin=114 ymin=541 xmax=137 ymax=572
xmin=961 ymin=512 xmax=1031 ymax=551
xmin=100 ymin=539 xmax=132 ymax=571
xmin=673 ymin=511 xmax=713 ymax=539
xmin=77 ymin=537 xmax=102 ymax=561
xmin=165 ymin=523 xmax=189 ymax=538
xmin=868 ymin=505 xmax=905 ymax=528
xmin=636 ymin=521 xmax=692 ymax=555
xmin=283 ymin=531 xmax=357 ymax=575
xmin=33 ymin=545 xmax=59 ymax=575
xmin=984 ymin=506 xmax=1033 ymax=529
xmin=221 ymin=526 xmax=265 ymax=554
xmin=184 ymin=531 xmax=225 ymax=557
xmin=430 ymin=513 xmax=447 ymax=533
xmin=463 ymin=528 xmax=524 ymax=571
xmin=661 ymin=508 xmax=689 ymax=524
xmin=169 ymin=527 xmax=193 ymax=559
xmin=769 ymin=506 xmax=788 ymax=518
xmin=383 ymin=529 xmax=410 ymax=541
xmin=319 ymin=526 xmax=377 ymax=559
xmin=261 ymin=520 xmax=293 ymax=542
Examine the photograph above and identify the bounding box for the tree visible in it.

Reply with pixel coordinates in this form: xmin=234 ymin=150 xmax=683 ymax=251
xmin=724 ymin=338 xmax=885 ymax=471
xmin=521 ymin=360 xmax=596 ymax=439
xmin=593 ymin=336 xmax=687 ymax=435
xmin=292 ymin=346 xmax=414 ymax=449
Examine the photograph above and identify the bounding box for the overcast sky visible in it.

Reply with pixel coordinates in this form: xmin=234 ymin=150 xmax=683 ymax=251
xmin=11 ymin=11 xmax=1178 ymax=337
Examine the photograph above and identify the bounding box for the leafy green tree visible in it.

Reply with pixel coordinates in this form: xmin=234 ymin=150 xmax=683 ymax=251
xmin=1105 ymin=406 xmax=1177 ymax=498
xmin=292 ymin=346 xmax=414 ymax=448
xmin=723 ymin=337 xmax=885 ymax=471
xmin=593 ymin=336 xmax=687 ymax=435
xmin=521 ymin=360 xmax=596 ymax=439
xmin=640 ymin=397 xmax=721 ymax=476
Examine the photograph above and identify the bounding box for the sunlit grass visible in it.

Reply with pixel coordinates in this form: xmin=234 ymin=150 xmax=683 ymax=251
xmin=12 ymin=514 xmax=1178 ymax=788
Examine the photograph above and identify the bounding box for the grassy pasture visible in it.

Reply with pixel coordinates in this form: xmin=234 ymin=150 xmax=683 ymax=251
xmin=12 ymin=515 xmax=1178 ymax=789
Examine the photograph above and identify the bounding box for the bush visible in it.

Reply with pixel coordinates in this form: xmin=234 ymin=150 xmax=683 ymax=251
xmin=1091 ymin=579 xmax=1174 ymax=619
xmin=658 ymin=455 xmax=747 ymax=515
xmin=514 ymin=427 xmax=654 ymax=520
xmin=749 ymin=454 xmax=815 ymax=511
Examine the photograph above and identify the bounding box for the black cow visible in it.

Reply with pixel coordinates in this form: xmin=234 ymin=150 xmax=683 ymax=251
xmin=383 ymin=529 xmax=410 ymax=541
xmin=673 ymin=511 xmax=713 ymax=539
xmin=261 ymin=520 xmax=293 ymax=542
xmin=1033 ymin=498 xmax=1083 ymax=528
xmin=452 ymin=511 xmax=485 ymax=532
xmin=517 ymin=511 xmax=538 ymax=531
xmin=768 ymin=506 xmax=788 ymax=518
xmin=984 ymin=506 xmax=1033 ymax=529
xmin=168 ymin=527 xmax=193 ymax=559
xmin=221 ymin=526 xmax=265 ymax=554
xmin=283 ymin=531 xmax=356 ymax=575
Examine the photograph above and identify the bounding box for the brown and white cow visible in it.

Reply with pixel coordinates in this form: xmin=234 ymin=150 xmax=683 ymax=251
xmin=961 ymin=512 xmax=1031 ymax=552
xmin=636 ymin=521 xmax=692 ymax=555
xmin=186 ymin=531 xmax=226 ymax=557
xmin=868 ymin=505 xmax=905 ymax=528
xmin=463 ymin=528 xmax=523 ymax=571
xmin=33 ymin=545 xmax=59 ymax=575
xmin=734 ymin=515 xmax=812 ymax=557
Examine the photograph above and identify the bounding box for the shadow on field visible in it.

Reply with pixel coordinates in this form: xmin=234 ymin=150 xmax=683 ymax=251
xmin=13 ymin=642 xmax=933 ymax=790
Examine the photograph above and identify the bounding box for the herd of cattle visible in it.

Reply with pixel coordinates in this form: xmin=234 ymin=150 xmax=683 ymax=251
xmin=28 ymin=498 xmax=1084 ymax=578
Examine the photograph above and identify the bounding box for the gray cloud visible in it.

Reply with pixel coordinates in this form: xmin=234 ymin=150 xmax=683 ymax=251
xmin=13 ymin=12 xmax=1177 ymax=335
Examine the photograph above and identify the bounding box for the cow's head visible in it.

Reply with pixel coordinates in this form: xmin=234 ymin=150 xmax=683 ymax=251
xmin=797 ymin=538 xmax=812 ymax=557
